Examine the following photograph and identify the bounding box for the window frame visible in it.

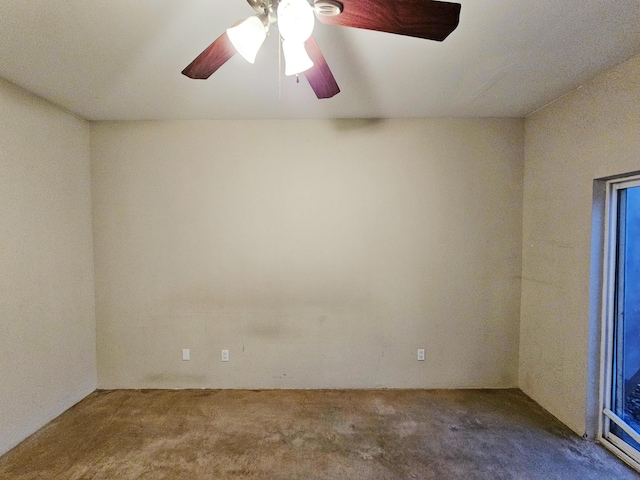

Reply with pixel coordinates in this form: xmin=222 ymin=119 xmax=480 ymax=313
xmin=599 ymin=174 xmax=640 ymax=470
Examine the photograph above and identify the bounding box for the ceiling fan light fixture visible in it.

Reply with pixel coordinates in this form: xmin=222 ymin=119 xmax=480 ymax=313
xmin=226 ymin=15 xmax=267 ymax=64
xmin=282 ymin=39 xmax=314 ymax=75
xmin=278 ymin=0 xmax=315 ymax=44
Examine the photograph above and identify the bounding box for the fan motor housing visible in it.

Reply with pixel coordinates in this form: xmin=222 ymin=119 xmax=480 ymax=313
xmin=247 ymin=0 xmax=343 ymax=17
xmin=314 ymin=1 xmax=343 ymax=16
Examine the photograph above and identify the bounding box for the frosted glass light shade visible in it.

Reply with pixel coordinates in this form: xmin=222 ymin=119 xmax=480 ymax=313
xmin=278 ymin=0 xmax=314 ymax=43
xmin=227 ymin=16 xmax=266 ymax=64
xmin=282 ymin=40 xmax=314 ymax=75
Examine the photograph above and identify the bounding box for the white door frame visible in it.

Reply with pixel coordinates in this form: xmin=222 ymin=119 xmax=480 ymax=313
xmin=598 ymin=175 xmax=640 ymax=471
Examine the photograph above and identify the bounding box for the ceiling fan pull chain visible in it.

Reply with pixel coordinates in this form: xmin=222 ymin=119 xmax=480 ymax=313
xmin=296 ymin=75 xmax=300 ymax=84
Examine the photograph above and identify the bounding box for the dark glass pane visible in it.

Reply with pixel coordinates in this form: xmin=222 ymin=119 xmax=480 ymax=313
xmin=617 ymin=186 xmax=640 ymax=434
xmin=611 ymin=423 xmax=640 ymax=451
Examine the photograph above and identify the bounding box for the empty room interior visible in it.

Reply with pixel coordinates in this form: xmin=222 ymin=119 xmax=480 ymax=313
xmin=2 ymin=1 xmax=640 ymax=478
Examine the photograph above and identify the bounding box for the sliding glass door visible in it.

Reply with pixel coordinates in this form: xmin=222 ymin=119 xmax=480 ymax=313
xmin=601 ymin=177 xmax=640 ymax=466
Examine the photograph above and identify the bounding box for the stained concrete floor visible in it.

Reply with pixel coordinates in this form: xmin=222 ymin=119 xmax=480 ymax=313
xmin=0 ymin=389 xmax=637 ymax=479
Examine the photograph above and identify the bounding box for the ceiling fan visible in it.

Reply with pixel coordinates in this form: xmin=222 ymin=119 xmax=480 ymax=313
xmin=182 ymin=0 xmax=461 ymax=99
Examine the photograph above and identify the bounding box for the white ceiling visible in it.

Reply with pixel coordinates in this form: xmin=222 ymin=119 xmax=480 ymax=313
xmin=0 ymin=0 xmax=639 ymax=120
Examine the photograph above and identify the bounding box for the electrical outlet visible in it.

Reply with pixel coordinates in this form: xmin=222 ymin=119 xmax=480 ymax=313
xmin=221 ymin=349 xmax=229 ymax=362
xmin=182 ymin=349 xmax=190 ymax=361
xmin=417 ymin=349 xmax=425 ymax=361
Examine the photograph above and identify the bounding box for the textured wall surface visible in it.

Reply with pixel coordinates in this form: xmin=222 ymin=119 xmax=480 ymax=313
xmin=0 ymin=79 xmax=96 ymax=455
xmin=92 ymin=118 xmax=524 ymax=389
xmin=521 ymin=55 xmax=640 ymax=435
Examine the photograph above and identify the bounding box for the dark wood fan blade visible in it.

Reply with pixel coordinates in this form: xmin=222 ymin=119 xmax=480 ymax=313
xmin=316 ymin=0 xmax=461 ymax=41
xmin=304 ymin=36 xmax=340 ymax=99
xmin=182 ymin=31 xmax=236 ymax=79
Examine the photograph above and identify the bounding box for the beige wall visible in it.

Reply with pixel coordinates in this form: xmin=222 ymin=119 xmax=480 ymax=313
xmin=0 ymin=80 xmax=96 ymax=455
xmin=92 ymin=118 xmax=524 ymax=389
xmin=521 ymin=55 xmax=640 ymax=435
xmin=1 ymin=43 xmax=637 ymax=455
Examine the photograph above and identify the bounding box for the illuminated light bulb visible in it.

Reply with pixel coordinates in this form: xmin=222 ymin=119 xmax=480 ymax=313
xmin=278 ymin=0 xmax=314 ymax=43
xmin=278 ymin=0 xmax=315 ymax=75
xmin=282 ymin=39 xmax=314 ymax=75
xmin=227 ymin=16 xmax=267 ymax=64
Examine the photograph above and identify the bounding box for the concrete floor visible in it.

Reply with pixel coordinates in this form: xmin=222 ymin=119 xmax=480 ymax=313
xmin=0 ymin=389 xmax=637 ymax=479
